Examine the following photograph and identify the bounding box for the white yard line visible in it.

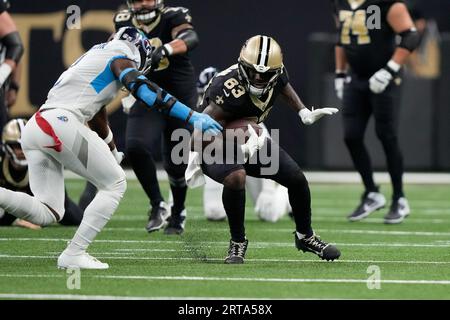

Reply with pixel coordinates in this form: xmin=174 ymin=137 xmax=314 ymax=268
xmin=0 ymin=293 xmax=257 ymax=300
xmin=1 ymin=254 xmax=450 ymax=265
xmin=0 ymin=273 xmax=449 ymax=285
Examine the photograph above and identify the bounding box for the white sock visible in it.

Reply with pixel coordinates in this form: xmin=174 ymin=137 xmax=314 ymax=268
xmin=0 ymin=187 xmax=57 ymax=226
xmin=66 ymin=180 xmax=126 ymax=255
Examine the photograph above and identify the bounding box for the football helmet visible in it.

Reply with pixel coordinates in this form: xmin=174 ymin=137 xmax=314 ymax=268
xmin=113 ymin=26 xmax=153 ymax=74
xmin=196 ymin=66 xmax=218 ymax=95
xmin=126 ymin=0 xmax=164 ymax=24
xmin=2 ymin=118 xmax=28 ymax=168
xmin=238 ymin=35 xmax=284 ymax=97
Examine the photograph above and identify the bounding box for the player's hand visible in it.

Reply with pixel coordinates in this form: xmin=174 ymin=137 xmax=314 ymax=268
xmin=299 ymin=107 xmax=339 ymax=125
xmin=334 ymin=72 xmax=347 ymax=100
xmin=112 ymin=147 xmax=125 ymax=165
xmin=369 ymin=68 xmax=393 ymax=94
xmin=189 ymin=111 xmax=223 ymax=135
xmin=241 ymin=125 xmax=267 ymax=160
xmin=150 ymin=45 xmax=170 ymax=71
xmin=369 ymin=61 xmax=400 ymax=94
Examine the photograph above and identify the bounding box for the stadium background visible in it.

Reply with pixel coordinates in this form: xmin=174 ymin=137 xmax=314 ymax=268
xmin=8 ymin=0 xmax=450 ymax=170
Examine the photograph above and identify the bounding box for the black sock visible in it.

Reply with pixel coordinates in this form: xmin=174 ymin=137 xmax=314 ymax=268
xmin=170 ymin=186 xmax=187 ymax=217
xmin=222 ymin=187 xmax=246 ymax=242
xmin=289 ymin=173 xmax=313 ymax=237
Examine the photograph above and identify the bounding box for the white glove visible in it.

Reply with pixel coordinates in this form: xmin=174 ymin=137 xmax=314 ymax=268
xmin=299 ymin=107 xmax=339 ymax=125
xmin=334 ymin=72 xmax=347 ymax=100
xmin=121 ymin=94 xmax=136 ymax=114
xmin=185 ymin=150 xmax=205 ymax=188
xmin=369 ymin=60 xmax=400 ymax=94
xmin=240 ymin=124 xmax=268 ymax=161
xmin=112 ymin=147 xmax=125 ymax=164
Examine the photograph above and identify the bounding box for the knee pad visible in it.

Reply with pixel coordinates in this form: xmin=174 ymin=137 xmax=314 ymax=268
xmin=223 ymin=170 xmax=246 ymax=190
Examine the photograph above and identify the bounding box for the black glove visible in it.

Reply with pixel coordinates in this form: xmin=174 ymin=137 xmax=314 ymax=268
xmin=150 ymin=45 xmax=170 ymax=71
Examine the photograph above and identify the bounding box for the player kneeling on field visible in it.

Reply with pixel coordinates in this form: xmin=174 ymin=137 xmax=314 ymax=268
xmin=186 ymin=35 xmax=341 ymax=264
xmin=0 ymin=26 xmax=221 ymax=269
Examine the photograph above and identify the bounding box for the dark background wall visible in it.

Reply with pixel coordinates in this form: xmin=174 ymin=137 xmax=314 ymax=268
xmin=8 ymin=0 xmax=450 ymax=171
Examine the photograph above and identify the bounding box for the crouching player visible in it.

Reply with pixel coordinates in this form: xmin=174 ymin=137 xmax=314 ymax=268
xmin=0 ymin=26 xmax=221 ymax=269
xmin=188 ymin=36 xmax=340 ymax=263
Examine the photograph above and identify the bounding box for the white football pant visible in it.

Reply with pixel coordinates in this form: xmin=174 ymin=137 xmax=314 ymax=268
xmin=0 ymin=108 xmax=126 ymax=254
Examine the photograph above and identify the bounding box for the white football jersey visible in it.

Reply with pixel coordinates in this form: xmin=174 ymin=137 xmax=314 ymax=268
xmin=41 ymin=40 xmax=141 ymax=122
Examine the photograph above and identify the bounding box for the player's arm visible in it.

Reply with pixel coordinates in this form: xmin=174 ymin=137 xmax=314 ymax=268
xmin=87 ymin=106 xmax=124 ymax=164
xmin=369 ymin=2 xmax=420 ymax=94
xmin=6 ymin=60 xmax=21 ymax=107
xmin=111 ymin=58 xmax=221 ymax=135
xmin=0 ymin=12 xmax=24 ymax=87
xmin=331 ymin=4 xmax=348 ymax=100
xmin=280 ymin=83 xmax=338 ymax=125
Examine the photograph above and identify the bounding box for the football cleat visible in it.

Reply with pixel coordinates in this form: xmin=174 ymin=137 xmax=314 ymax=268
xmin=224 ymin=239 xmax=248 ymax=264
xmin=146 ymin=201 xmax=170 ymax=233
xmin=57 ymin=250 xmax=109 ymax=270
xmin=384 ymin=197 xmax=410 ymax=224
xmin=294 ymin=232 xmax=341 ymax=261
xmin=347 ymin=191 xmax=386 ymax=221
xmin=164 ymin=208 xmax=186 ymax=235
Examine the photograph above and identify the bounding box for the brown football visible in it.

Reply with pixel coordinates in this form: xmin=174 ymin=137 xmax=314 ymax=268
xmin=223 ymin=118 xmax=262 ymax=143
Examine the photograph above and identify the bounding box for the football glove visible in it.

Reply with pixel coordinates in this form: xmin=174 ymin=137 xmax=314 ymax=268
xmin=369 ymin=60 xmax=400 ymax=94
xmin=150 ymin=44 xmax=171 ymax=71
xmin=299 ymin=107 xmax=339 ymax=125
xmin=334 ymin=72 xmax=347 ymax=100
xmin=189 ymin=112 xmax=223 ymax=136
xmin=240 ymin=124 xmax=268 ymax=161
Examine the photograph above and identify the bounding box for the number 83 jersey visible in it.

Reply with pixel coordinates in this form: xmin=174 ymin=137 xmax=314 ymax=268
xmin=200 ymin=64 xmax=289 ymax=123
xmin=332 ymin=0 xmax=403 ymax=77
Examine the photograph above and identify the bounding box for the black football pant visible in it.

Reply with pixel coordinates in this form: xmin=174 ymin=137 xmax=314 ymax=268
xmin=342 ymin=74 xmax=404 ymax=200
xmin=201 ymin=139 xmax=313 ymax=242
xmin=126 ymin=101 xmax=192 ymax=215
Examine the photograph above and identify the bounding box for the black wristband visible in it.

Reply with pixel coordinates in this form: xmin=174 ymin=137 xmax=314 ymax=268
xmin=335 ymin=72 xmax=347 ymax=79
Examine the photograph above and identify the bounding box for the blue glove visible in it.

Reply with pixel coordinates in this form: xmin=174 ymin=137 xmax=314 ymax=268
xmin=189 ymin=111 xmax=223 ymax=135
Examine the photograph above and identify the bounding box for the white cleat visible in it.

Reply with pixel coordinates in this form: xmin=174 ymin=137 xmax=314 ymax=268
xmin=348 ymin=192 xmax=386 ymax=221
xmin=384 ymin=197 xmax=411 ymax=224
xmin=57 ymin=250 xmax=109 ymax=270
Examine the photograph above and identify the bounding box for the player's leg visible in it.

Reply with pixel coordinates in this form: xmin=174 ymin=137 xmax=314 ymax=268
xmin=343 ymin=77 xmax=386 ymax=221
xmin=202 ymin=162 xmax=248 ymax=264
xmin=251 ymin=178 xmax=290 ymax=222
xmin=162 ymin=117 xmax=191 ymax=234
xmin=0 ymin=116 xmax=64 ymax=226
xmin=245 ymin=140 xmax=340 ymax=261
xmin=59 ymin=189 xmax=84 ymax=226
xmin=31 ymin=109 xmax=126 ymax=269
xmin=371 ymin=84 xmax=409 ymax=224
xmin=126 ymin=101 xmax=169 ymax=232
xmin=78 ymin=181 xmax=97 ymax=212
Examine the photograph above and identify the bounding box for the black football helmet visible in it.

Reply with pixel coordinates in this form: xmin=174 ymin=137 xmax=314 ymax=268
xmin=126 ymin=0 xmax=164 ymax=24
xmin=0 ymin=0 xmax=10 ymax=14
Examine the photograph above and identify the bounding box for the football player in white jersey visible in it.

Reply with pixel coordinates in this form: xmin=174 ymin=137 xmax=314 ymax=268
xmin=0 ymin=27 xmax=222 ymax=269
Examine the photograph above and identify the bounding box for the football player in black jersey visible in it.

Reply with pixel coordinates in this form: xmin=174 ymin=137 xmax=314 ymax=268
xmin=332 ymin=0 xmax=420 ymax=224
xmin=113 ymin=0 xmax=199 ymax=235
xmin=187 ymin=35 xmax=340 ymax=264
xmin=0 ymin=119 xmax=83 ymax=228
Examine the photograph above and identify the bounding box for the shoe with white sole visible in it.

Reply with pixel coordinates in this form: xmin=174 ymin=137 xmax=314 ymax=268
xmin=384 ymin=197 xmax=410 ymax=224
xmin=57 ymin=250 xmax=109 ymax=270
xmin=348 ymin=191 xmax=386 ymax=221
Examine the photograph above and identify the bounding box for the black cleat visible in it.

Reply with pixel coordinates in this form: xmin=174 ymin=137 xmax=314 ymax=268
xmin=164 ymin=209 xmax=186 ymax=235
xmin=224 ymin=239 xmax=248 ymax=264
xmin=145 ymin=202 xmax=170 ymax=233
xmin=384 ymin=197 xmax=410 ymax=224
xmin=294 ymin=232 xmax=341 ymax=261
xmin=348 ymin=191 xmax=386 ymax=221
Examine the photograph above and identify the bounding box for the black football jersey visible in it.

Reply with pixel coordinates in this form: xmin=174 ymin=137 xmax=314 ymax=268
xmin=333 ymin=0 xmax=403 ymax=77
xmin=113 ymin=6 xmax=197 ymax=105
xmin=201 ymin=64 xmax=289 ymax=123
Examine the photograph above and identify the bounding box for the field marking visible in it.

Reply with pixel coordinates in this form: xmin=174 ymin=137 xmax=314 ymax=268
xmin=0 ymin=293 xmax=263 ymax=300
xmin=1 ymin=254 xmax=450 ymax=265
xmin=0 ymin=273 xmax=449 ymax=285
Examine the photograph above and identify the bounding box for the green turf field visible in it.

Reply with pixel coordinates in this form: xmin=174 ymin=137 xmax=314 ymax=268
xmin=0 ymin=179 xmax=449 ymax=299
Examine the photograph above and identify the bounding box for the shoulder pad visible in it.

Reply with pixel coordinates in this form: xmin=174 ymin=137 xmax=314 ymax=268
xmin=113 ymin=10 xmax=133 ymax=30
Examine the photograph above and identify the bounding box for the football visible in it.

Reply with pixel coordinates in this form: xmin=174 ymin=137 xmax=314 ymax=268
xmin=223 ymin=118 xmax=263 ymax=143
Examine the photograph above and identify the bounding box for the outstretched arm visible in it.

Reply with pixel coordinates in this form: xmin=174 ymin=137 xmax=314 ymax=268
xmin=280 ymin=83 xmax=338 ymax=125
xmin=110 ymin=58 xmax=222 ymax=135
